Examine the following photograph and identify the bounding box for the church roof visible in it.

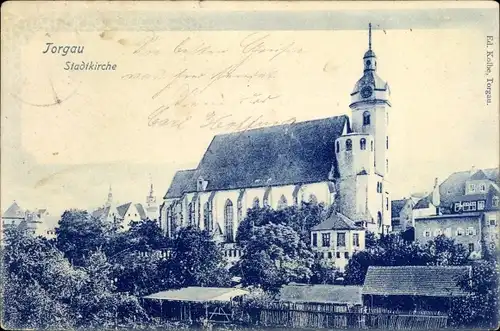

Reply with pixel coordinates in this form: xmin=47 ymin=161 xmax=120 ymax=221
xmin=2 ymin=202 xmax=26 ymax=219
xmin=164 ymin=169 xmax=197 ymax=199
xmin=311 ymin=212 xmax=362 ymax=231
xmin=92 ymin=206 xmax=111 ymax=219
xmin=165 ymin=116 xmax=349 ymax=199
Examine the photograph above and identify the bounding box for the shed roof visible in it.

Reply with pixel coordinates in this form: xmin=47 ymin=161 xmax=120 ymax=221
xmin=362 ymin=266 xmax=471 ymax=297
xmin=143 ymin=287 xmax=249 ymax=303
xmin=279 ymin=284 xmax=362 ymax=305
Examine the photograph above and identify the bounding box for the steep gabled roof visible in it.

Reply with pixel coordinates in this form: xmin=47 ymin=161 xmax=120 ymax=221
xmin=440 ymin=168 xmax=499 ymax=207
xmin=391 ymin=199 xmax=407 ymax=217
xmin=135 ymin=203 xmax=147 ymax=220
xmin=311 ymin=212 xmax=362 ymax=231
xmin=91 ymin=206 xmax=110 ymax=219
xmin=279 ymin=284 xmax=362 ymax=305
xmin=165 ymin=116 xmax=349 ymax=198
xmin=414 ymin=195 xmax=432 ymax=210
xmin=363 ymin=266 xmax=471 ymax=297
xmin=2 ymin=202 xmax=26 ymax=219
xmin=469 ymin=169 xmax=487 ymax=180
xmin=117 ymin=202 xmax=132 ymax=218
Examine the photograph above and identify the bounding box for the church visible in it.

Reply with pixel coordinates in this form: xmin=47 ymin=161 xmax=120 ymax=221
xmin=160 ymin=25 xmax=392 ymax=241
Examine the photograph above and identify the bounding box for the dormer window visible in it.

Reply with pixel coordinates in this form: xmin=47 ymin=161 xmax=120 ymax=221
xmin=363 ymin=111 xmax=371 ymax=125
xmin=197 ymin=177 xmax=207 ymax=191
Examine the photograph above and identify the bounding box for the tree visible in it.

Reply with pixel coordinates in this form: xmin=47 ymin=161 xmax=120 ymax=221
xmin=56 ymin=209 xmax=114 ymax=266
xmin=310 ymin=258 xmax=338 ymax=284
xmin=237 ymin=223 xmax=314 ymax=291
xmin=424 ymin=234 xmax=469 ymax=266
xmin=165 ymin=226 xmax=231 ymax=288
xmin=237 ymin=202 xmax=326 ymax=245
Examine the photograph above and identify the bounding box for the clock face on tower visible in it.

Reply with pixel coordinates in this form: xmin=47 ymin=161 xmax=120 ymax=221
xmin=361 ymin=86 xmax=373 ymax=98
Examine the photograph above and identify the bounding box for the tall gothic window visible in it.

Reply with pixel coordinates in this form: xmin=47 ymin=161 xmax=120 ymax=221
xmin=253 ymin=197 xmax=260 ymax=208
xmin=371 ymin=140 xmax=374 ymax=151
xmin=386 ymin=136 xmax=389 ymax=149
xmin=377 ymin=211 xmax=382 ymax=228
xmin=277 ymin=195 xmax=288 ymax=210
xmin=346 ymin=139 xmax=352 ymax=151
xmin=224 ymin=199 xmax=234 ymax=242
xmin=336 ymin=141 xmax=340 ymax=153
xmin=203 ymin=202 xmax=210 ymax=231
xmin=360 ymin=138 xmax=367 ymax=150
xmin=188 ymin=202 xmax=195 ymax=226
xmin=363 ymin=111 xmax=371 ymax=125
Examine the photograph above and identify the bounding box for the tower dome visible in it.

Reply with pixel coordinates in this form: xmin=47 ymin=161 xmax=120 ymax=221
xmin=350 ymin=23 xmax=390 ymax=108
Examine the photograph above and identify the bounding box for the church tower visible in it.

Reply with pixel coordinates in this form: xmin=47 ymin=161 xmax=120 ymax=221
xmin=336 ymin=23 xmax=391 ymax=235
xmin=105 ymin=185 xmax=113 ymax=207
xmin=145 ymin=176 xmax=159 ymax=221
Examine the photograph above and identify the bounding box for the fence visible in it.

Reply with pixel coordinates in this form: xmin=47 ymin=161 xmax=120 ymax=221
xmin=254 ymin=302 xmax=448 ymax=330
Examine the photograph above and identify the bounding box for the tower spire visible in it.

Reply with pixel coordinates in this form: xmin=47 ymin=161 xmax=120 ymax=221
xmin=368 ymin=23 xmax=372 ymax=50
xmin=106 ymin=185 xmax=113 ymax=207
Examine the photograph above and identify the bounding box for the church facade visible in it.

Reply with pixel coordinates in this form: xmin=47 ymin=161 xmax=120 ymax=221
xmin=160 ymin=25 xmax=392 ymax=241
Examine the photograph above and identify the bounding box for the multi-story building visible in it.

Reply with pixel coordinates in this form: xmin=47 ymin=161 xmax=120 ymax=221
xmin=310 ymin=212 xmax=366 ymax=271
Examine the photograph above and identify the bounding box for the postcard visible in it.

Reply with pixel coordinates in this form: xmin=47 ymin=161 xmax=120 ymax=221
xmin=1 ymin=1 xmax=499 ymax=330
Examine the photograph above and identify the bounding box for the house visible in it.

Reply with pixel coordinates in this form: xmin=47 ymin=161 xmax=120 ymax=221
xmin=161 ymin=25 xmax=393 ymax=254
xmin=2 ymin=202 xmax=58 ymax=239
xmin=414 ymin=168 xmax=499 ymax=257
xmin=362 ymin=265 xmax=471 ymax=313
xmin=310 ymin=212 xmax=365 ymax=272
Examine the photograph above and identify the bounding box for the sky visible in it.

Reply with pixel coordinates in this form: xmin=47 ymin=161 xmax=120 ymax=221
xmin=1 ymin=2 xmax=498 ymax=217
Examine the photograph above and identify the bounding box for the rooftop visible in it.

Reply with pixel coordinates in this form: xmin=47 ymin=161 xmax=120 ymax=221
xmin=143 ymin=287 xmax=249 ymax=303
xmin=279 ymin=284 xmax=362 ymax=305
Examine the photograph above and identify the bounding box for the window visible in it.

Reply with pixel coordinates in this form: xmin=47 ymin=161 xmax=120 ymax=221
xmin=346 ymin=139 xmax=352 ymax=151
xmin=434 ymin=228 xmax=443 ymax=236
xmin=424 ymin=229 xmax=431 ymax=237
xmin=322 ymin=233 xmax=331 ymax=247
xmin=344 ymin=252 xmax=349 ymax=259
xmin=456 ymin=228 xmax=464 ymax=236
xmin=469 ymin=184 xmax=476 ymax=193
xmin=203 ymin=202 xmax=210 ymax=230
xmin=493 ymin=196 xmax=499 ymax=207
xmin=377 ymin=212 xmax=382 ymax=228
xmin=312 ymin=233 xmax=318 ymax=247
xmin=371 ymin=140 xmax=374 ymax=151
xmin=363 ymin=111 xmax=371 ymax=125
xmin=224 ymin=200 xmax=234 ymax=242
xmin=277 ymin=195 xmax=288 ymax=210
xmin=386 ymin=197 xmax=389 ymax=210
xmin=478 ymin=201 xmax=485 ymax=210
xmin=336 ymin=252 xmax=341 ymax=259
xmin=360 ymin=138 xmax=367 ymax=150
xmin=188 ymin=203 xmax=195 ymax=225
xmin=386 ymin=136 xmax=389 ymax=149
xmin=386 ymin=159 xmax=389 ymax=173
xmin=466 ymin=227 xmax=476 ymax=236
xmin=470 ymin=201 xmax=477 ymax=211
xmin=454 ymin=203 xmax=462 ymax=212
xmin=253 ymin=197 xmax=260 ymax=208
xmin=489 ymin=217 xmax=497 ymax=226
xmin=336 ymin=141 xmax=340 ymax=153
xmin=463 ymin=202 xmax=471 ymax=211
xmin=337 ymin=232 xmax=346 ymax=247
xmin=328 ymin=252 xmax=333 ymax=259
xmin=479 ymin=184 xmax=486 ymax=192
xmin=353 ymin=233 xmax=360 ymax=247
xmin=445 ymin=228 xmax=452 ymax=237
xmin=468 ymin=243 xmax=475 ymax=253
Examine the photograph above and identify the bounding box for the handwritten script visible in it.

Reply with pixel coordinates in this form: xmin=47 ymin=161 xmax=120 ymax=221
xmin=123 ymin=32 xmax=304 ymax=132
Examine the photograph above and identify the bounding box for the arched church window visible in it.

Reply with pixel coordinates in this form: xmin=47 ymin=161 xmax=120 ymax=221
xmin=360 ymin=138 xmax=367 ymax=150
xmin=377 ymin=212 xmax=382 ymax=228
xmin=386 ymin=136 xmax=389 ymax=149
xmin=366 ymin=60 xmax=371 ymax=66
xmin=224 ymin=200 xmax=234 ymax=242
xmin=309 ymin=194 xmax=318 ymax=204
xmin=346 ymin=139 xmax=352 ymax=151
xmin=277 ymin=195 xmax=288 ymax=210
xmin=336 ymin=141 xmax=340 ymax=153
xmin=188 ymin=202 xmax=195 ymax=226
xmin=363 ymin=111 xmax=371 ymax=125
xmin=386 ymin=159 xmax=389 ymax=173
xmin=253 ymin=197 xmax=260 ymax=208
xmin=371 ymin=140 xmax=374 ymax=151
xmin=203 ymin=202 xmax=210 ymax=231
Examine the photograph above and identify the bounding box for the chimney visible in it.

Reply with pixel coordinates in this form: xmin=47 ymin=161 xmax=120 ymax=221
xmin=432 ymin=177 xmax=441 ymax=213
xmin=470 ymin=165 xmax=476 ymax=175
